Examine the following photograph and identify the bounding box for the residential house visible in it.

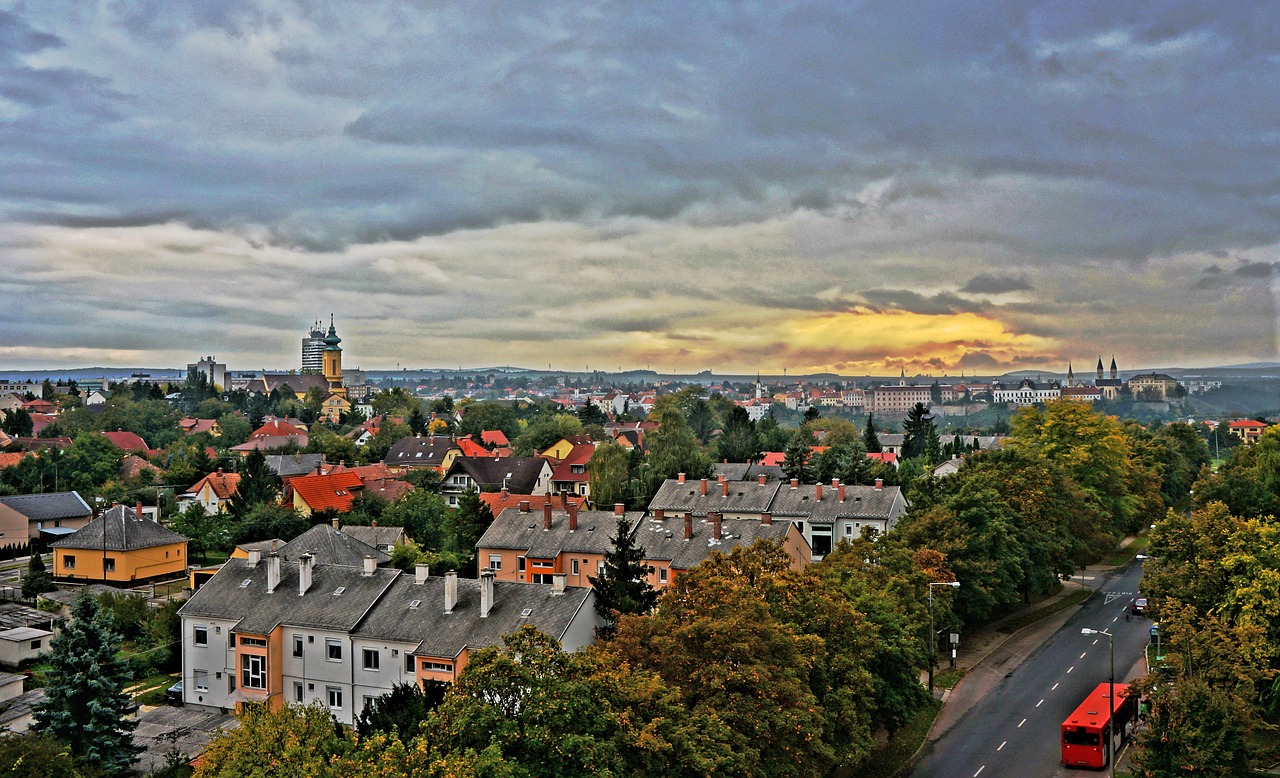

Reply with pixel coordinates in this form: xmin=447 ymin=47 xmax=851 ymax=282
xmin=320 ymin=393 xmax=351 ymax=424
xmin=0 ymin=670 xmax=43 ymax=732
xmin=540 ymin=435 xmax=594 ymax=462
xmin=1229 ymin=419 xmax=1269 ymax=444
xmin=100 ymin=430 xmax=154 ymax=456
xmin=440 ymin=456 xmax=553 ymax=508
xmin=270 ymin=523 xmax=390 ymax=567
xmin=768 ymin=478 xmax=906 ymax=558
xmin=0 ymin=491 xmax=93 ymax=546
xmin=477 ymin=491 xmax=577 ymax=517
xmin=178 ymin=554 xmax=597 ymax=724
xmin=185 ymin=470 xmax=241 ymax=515
xmin=548 ymin=441 xmax=595 ymax=502
xmin=712 ymin=462 xmax=784 ymax=482
xmin=383 ymin=436 xmax=463 ymax=474
xmin=290 ymin=472 xmax=366 ymax=516
xmin=477 ymin=503 xmax=639 ymax=588
xmin=0 ymin=602 xmax=55 ymax=668
xmin=868 ymin=385 xmax=933 ymax=414
xmin=337 ymin=524 xmax=406 ymax=555
xmin=178 ymin=417 xmax=222 ymax=436
xmin=51 ymin=504 xmax=189 ymax=583
xmin=255 ymin=373 xmax=332 ymax=399
xmin=1127 ymin=373 xmax=1182 ymax=401
xmin=84 ymin=389 xmax=111 ymax=407
xmin=634 ymin=511 xmax=809 ymax=588
xmin=480 ymin=430 xmax=510 ymax=449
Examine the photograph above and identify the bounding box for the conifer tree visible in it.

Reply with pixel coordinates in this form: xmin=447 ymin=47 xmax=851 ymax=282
xmin=863 ymin=414 xmax=882 ymax=453
xmin=227 ymin=449 xmax=276 ymax=519
xmin=21 ymin=552 xmax=54 ymax=599
xmin=33 ymin=593 xmax=141 ymax=775
xmin=590 ymin=517 xmax=657 ymax=637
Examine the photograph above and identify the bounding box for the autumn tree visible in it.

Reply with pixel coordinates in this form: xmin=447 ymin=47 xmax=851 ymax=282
xmin=356 ymin=681 xmax=448 ymax=739
xmin=587 ymin=439 xmax=631 ymax=509
xmin=195 ymin=702 xmax=352 ymax=777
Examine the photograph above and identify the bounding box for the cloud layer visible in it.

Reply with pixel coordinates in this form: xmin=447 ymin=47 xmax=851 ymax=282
xmin=0 ymin=2 xmax=1276 ymax=372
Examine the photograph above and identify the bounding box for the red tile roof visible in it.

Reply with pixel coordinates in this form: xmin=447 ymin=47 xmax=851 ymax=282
xmin=456 ymin=438 xmax=490 ymax=458
xmin=100 ymin=430 xmax=152 ymax=454
xmin=1229 ymin=419 xmax=1269 ymax=428
xmin=480 ymin=430 xmax=510 ymax=447
xmin=251 ymin=419 xmax=306 ymax=438
xmin=758 ymin=451 xmax=786 ymax=467
xmin=478 ymin=491 xmax=577 ymax=515
xmin=189 ymin=470 xmax=242 ymax=500
xmin=362 ymin=478 xmax=415 ymax=502
xmin=866 ymin=452 xmax=899 ymax=464
xmin=551 ymin=442 xmax=595 ymax=482
xmin=290 ymin=471 xmax=365 ymax=513
xmin=0 ymin=452 xmax=28 ymax=470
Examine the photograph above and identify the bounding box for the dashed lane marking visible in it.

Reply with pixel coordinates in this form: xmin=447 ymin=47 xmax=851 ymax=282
xmin=998 ymin=741 xmax=1006 ymax=751
xmin=1018 ymin=718 xmax=1026 ymax=728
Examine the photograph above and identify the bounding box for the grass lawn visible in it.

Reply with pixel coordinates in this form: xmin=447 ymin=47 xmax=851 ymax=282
xmin=1104 ymin=535 xmax=1149 ymax=568
xmin=129 ymin=671 xmax=180 ymax=706
xmin=932 ymin=667 xmax=966 ymax=690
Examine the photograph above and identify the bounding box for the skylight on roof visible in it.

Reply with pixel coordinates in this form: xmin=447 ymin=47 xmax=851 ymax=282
xmin=240 ymin=579 xmax=252 ymax=588
xmin=333 ymin=586 xmax=346 ymax=596
xmin=520 ymin=608 xmax=533 ymax=618
xmin=409 ymin=599 xmax=421 ymax=609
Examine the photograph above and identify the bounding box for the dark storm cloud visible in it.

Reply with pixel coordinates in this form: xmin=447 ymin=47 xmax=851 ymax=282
xmin=859 ymin=289 xmax=988 ymax=316
xmin=961 ymin=273 xmax=1034 ymax=295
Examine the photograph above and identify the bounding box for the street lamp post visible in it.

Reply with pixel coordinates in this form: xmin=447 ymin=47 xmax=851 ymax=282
xmin=1082 ymin=627 xmax=1116 ymax=778
xmin=928 ymin=581 xmax=961 ymax=694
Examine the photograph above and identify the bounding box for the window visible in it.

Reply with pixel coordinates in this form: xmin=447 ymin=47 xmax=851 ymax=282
xmin=228 ymin=674 xmax=235 ymax=693
xmin=294 ymin=683 xmax=304 ymax=702
xmin=532 ymin=573 xmax=554 ymax=584
xmin=194 ymin=670 xmax=210 ymax=693
xmin=405 ymin=653 xmax=415 ymax=672
xmin=363 ymin=695 xmax=375 ymax=712
xmin=811 ymin=525 xmax=832 ymax=557
xmin=571 ymin=559 xmax=579 ymax=575
xmin=229 ymin=634 xmax=236 ymax=647
xmin=63 ymin=555 xmax=75 ymax=570
xmin=293 ymin=636 xmax=303 ymax=657
xmin=194 ymin=626 xmax=208 ymax=646
xmin=30 ymin=639 xmax=41 ymax=650
xmin=326 ymin=639 xmax=342 ymax=662
xmin=488 ymin=555 xmax=501 ymax=571
xmin=327 ymin=687 xmax=342 ymax=709
xmin=659 ymin=568 xmax=668 ymax=584
xmin=241 ymin=655 xmax=266 ymax=689
xmin=240 ymin=636 xmax=266 ymax=647
xmin=517 ymin=557 xmax=526 ymax=571
xmin=362 ymin=648 xmax=380 ymax=671
xmin=104 ymin=558 xmax=116 ymax=573
xmin=421 ymin=660 xmax=452 ymax=673
xmin=597 ymin=560 xmax=605 ymax=576
xmin=845 ymin=524 xmax=854 ymax=537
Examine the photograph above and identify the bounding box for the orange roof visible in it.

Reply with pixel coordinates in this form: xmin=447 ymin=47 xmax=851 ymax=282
xmin=759 ymin=451 xmax=786 ymax=467
xmin=479 ymin=491 xmax=576 ymax=514
xmin=866 ymin=452 xmax=898 ymax=464
xmin=0 ymin=452 xmax=27 ymax=469
xmin=190 ymin=470 xmax=242 ymax=500
xmin=480 ymin=430 xmax=510 ymax=447
xmin=551 ymin=442 xmax=595 ymax=482
xmin=251 ymin=419 xmax=306 ymax=438
xmin=363 ymin=478 xmax=415 ymax=502
xmin=100 ymin=430 xmax=151 ymax=454
xmin=290 ymin=471 xmax=365 ymax=513
xmin=457 ymin=438 xmax=490 ymax=458
xmin=326 ymin=462 xmax=396 ymax=483
xmin=1229 ymin=419 xmax=1269 ymax=428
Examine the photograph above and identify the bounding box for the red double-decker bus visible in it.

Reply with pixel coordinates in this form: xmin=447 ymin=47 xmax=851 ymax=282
xmin=1061 ymin=682 xmax=1137 ymax=769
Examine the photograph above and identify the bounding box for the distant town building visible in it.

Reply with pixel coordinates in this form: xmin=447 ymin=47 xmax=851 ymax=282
xmin=302 ymin=321 xmax=326 ymax=373
xmin=187 ymin=356 xmax=227 ymax=390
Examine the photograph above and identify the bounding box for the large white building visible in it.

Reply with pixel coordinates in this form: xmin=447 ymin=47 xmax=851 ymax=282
xmin=992 ymin=378 xmax=1061 ymax=406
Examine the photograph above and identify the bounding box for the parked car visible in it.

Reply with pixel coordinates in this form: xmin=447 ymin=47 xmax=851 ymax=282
xmin=1131 ymin=597 xmax=1148 ymax=616
xmin=165 ymin=680 xmax=183 ymax=705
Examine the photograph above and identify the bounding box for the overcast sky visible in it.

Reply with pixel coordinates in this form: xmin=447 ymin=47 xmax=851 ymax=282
xmin=1 ymin=1 xmax=1276 ymax=374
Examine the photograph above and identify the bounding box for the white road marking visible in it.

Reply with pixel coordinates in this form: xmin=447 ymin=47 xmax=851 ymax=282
xmin=1080 ymin=652 xmax=1087 ymax=659
xmin=1018 ymin=718 xmax=1026 ymax=727
xmin=1052 ymin=682 xmax=1059 ymax=690
xmin=1067 ymin=666 xmax=1074 ymax=673
xmin=1092 ymin=639 xmax=1099 ymax=646
xmin=974 ymin=766 xmax=985 ymax=777
xmin=1037 ymin=699 xmax=1044 ymax=707
xmin=998 ymin=741 xmax=1006 ymax=751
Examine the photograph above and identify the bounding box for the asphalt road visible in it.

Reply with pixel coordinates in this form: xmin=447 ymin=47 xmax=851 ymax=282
xmin=913 ymin=562 xmax=1152 ymax=778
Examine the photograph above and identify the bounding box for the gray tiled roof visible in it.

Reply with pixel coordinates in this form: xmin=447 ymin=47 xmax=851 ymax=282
xmin=478 ymin=508 xmax=642 ymax=557
xmin=449 ymin=456 xmax=546 ymax=493
xmin=767 ymin=482 xmax=906 ymax=522
xmin=712 ymin=463 xmax=785 ymax=482
xmin=352 ymin=574 xmax=592 ymax=660
xmin=278 ymin=524 xmax=390 ymax=566
xmin=635 ymin=514 xmax=794 ymax=570
xmin=0 ymin=602 xmax=55 ymax=632
xmin=648 ymin=478 xmax=781 ymax=517
xmin=0 ymin=491 xmax=91 ymax=521
xmin=384 ymin=436 xmax=460 ymax=468
xmin=179 ymin=557 xmax=398 ymax=634
xmin=264 ymin=454 xmax=325 ymax=478
xmin=51 ymin=505 xmax=187 ymax=551
xmin=339 ymin=525 xmax=405 ymax=551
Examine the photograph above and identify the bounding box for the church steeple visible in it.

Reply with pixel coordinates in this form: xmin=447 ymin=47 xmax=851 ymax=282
xmin=1096 ymin=357 xmax=1104 ymax=381
xmin=1110 ymin=355 xmax=1117 ymax=380
xmin=321 ymin=314 xmax=345 ymax=397
xmin=1067 ymin=361 xmax=1075 ymax=388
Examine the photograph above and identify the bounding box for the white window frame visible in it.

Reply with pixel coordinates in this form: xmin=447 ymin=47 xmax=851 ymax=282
xmin=327 ymin=686 xmax=342 ymax=710
xmin=362 ymin=648 xmax=380 ymax=671
xmin=326 ymin=639 xmax=342 ymax=662
xmin=241 ymin=655 xmax=266 ymax=690
xmin=193 ymin=625 xmax=208 ymax=646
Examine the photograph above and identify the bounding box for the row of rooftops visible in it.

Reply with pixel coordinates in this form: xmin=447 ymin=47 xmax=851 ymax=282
xmin=647 ymin=474 xmax=905 ymax=521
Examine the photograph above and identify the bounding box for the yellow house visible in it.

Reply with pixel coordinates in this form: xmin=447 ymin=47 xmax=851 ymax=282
xmin=540 ymin=435 xmax=593 ymax=462
xmin=52 ymin=504 xmax=189 ymax=583
xmin=320 ymin=392 xmax=351 ymax=423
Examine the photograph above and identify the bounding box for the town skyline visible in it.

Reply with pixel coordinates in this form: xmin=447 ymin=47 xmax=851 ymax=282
xmin=3 ymin=3 xmax=1277 ymax=373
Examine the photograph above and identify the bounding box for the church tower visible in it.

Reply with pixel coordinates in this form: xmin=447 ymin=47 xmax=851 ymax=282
xmin=1110 ymin=356 xmax=1118 ymax=380
xmin=1096 ymin=357 xmax=1104 ymax=381
xmin=321 ymin=315 xmax=346 ymax=397
xmin=1066 ymin=362 xmax=1075 ymax=388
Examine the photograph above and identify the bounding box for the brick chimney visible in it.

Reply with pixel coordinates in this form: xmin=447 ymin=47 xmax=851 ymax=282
xmin=298 ymin=552 xmax=314 ymax=596
xmin=654 ymin=509 xmax=665 ymax=520
xmin=519 ymin=500 xmax=531 ymax=513
xmin=614 ymin=503 xmax=625 ymax=517
xmin=816 ymin=483 xmax=823 ymax=501
xmin=332 ymin=517 xmax=340 ymax=530
xmin=677 ymin=472 xmax=686 ymax=483
xmin=721 ymin=480 xmax=729 ymax=497
xmin=875 ymin=477 xmax=883 ymax=491
xmin=415 ymin=563 xmax=429 ymax=585
xmin=267 ymin=552 xmax=281 ymax=594
xmin=710 ymin=511 xmax=723 ymax=541
xmin=838 ymin=483 xmax=846 ymax=502
xmin=135 ymin=501 xmax=143 ymax=519
xmin=543 ymin=502 xmax=553 ymax=531
xmin=790 ymin=478 xmax=799 ymax=489
xmin=363 ymin=555 xmax=376 ymax=577
xmin=758 ymin=473 xmax=767 ymax=485
xmin=683 ymin=513 xmax=693 ymax=540
xmin=568 ymin=501 xmax=578 ymax=532
xmin=700 ymin=478 xmax=708 ymax=496
xmin=444 ymin=570 xmax=458 ymax=613
xmin=479 ymin=569 xmax=495 ymax=618
xmin=761 ymin=511 xmax=772 ymax=525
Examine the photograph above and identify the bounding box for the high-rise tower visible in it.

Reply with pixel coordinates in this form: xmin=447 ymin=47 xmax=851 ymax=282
xmin=302 ymin=321 xmax=325 ymax=373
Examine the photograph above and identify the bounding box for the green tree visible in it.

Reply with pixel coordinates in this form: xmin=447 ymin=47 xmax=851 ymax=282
xmin=757 ymin=409 xmax=791 ymax=452
xmin=233 ymin=503 xmax=308 ymax=544
xmin=0 ymin=731 xmax=89 ymax=777
xmin=454 ymin=487 xmax=495 ymax=561
xmin=456 ymin=402 xmax=517 ymax=442
xmin=802 ymin=405 xmax=821 ymax=424
xmin=587 ymin=440 xmax=631 ymax=509
xmin=589 ymin=517 xmax=657 ymax=637
xmin=577 ymin=398 xmax=608 ymax=426
xmin=382 ymin=490 xmax=453 ymax=555
xmin=356 ymin=681 xmax=448 ymax=739
xmin=22 ymin=552 xmax=55 ymax=599
xmin=863 ymin=414 xmax=883 ymax=453
xmin=34 ymin=593 xmax=141 ymax=774
xmin=171 ymin=502 xmax=232 ymax=563
xmin=227 ymin=449 xmax=277 ymax=519
xmin=406 ymin=406 xmax=428 ymax=436
xmin=216 ymin=412 xmax=252 ymax=447
xmin=901 ymin=402 xmax=935 ymax=461
xmin=714 ymin=405 xmax=761 ymax=463
xmin=2 ymin=407 xmax=33 ymax=437
xmin=195 ymin=702 xmax=351 ymax=777
xmin=1130 ymin=677 xmax=1253 ymax=778
xmin=512 ymin=413 xmax=583 ymax=456
xmin=640 ymin=397 xmax=711 ymax=497
xmin=781 ymin=430 xmax=813 ymax=482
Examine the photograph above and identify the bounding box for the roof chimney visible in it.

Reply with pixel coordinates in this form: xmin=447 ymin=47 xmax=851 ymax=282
xmin=614 ymin=503 xmax=625 ymax=517
xmin=552 ymin=573 xmax=566 ymax=596
xmin=758 ymin=473 xmax=767 ymax=485
xmin=480 ymin=568 xmax=495 ymax=618
xmin=875 ymin=477 xmax=883 ymax=491
xmin=415 ymin=564 xmax=429 ymax=584
xmin=543 ymin=502 xmax=553 ymax=531
xmin=838 ymin=483 xmax=845 ymax=502
xmin=816 ymin=483 xmax=823 ymax=501
xmin=363 ymin=555 xmax=376 ymax=577
xmin=654 ymin=509 xmax=665 ymax=520
xmin=684 ymin=513 xmax=693 ymax=540
xmin=711 ymin=512 xmax=723 ymax=541
xmin=568 ymin=501 xmax=578 ymax=532
xmin=519 ymin=500 xmax=530 ymax=513
xmin=721 ymin=480 xmax=729 ymax=497
xmin=700 ymin=478 xmax=707 ymax=496
xmin=266 ymin=552 xmax=281 ymax=594
xmin=790 ymin=478 xmax=799 ymax=489
xmin=677 ymin=472 xmax=686 ymax=483
xmin=247 ymin=548 xmax=262 ymax=568
xmin=298 ymin=552 xmax=314 ymax=596
xmin=332 ymin=517 xmax=340 ymax=530
xmin=444 ymin=570 xmax=458 ymax=613
xmin=501 ymin=486 xmax=509 ymax=497
xmin=762 ymin=512 xmax=772 ymax=525
xmin=135 ymin=501 xmax=143 ymax=519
